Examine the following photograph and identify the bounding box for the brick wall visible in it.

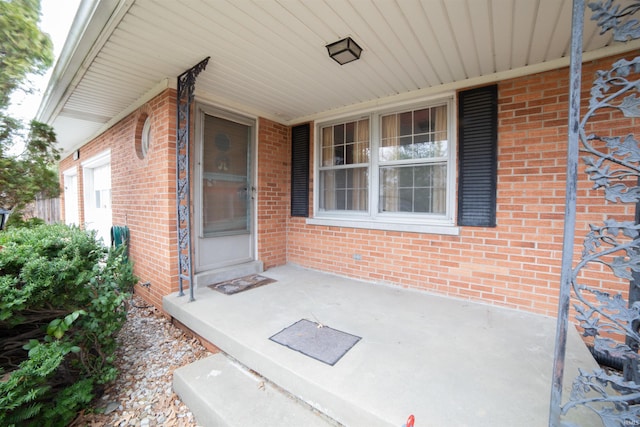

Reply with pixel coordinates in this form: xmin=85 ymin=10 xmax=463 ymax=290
xmin=286 ymin=53 xmax=638 ymax=317
xmin=256 ymin=118 xmax=290 ymax=268
xmin=58 ymin=89 xmax=178 ymax=309
xmin=57 ymin=52 xmax=638 ymax=318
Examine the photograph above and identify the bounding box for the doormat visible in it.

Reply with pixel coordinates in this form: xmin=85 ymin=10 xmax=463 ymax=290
xmin=208 ymin=274 xmax=276 ymax=295
xmin=269 ymin=319 xmax=361 ymax=366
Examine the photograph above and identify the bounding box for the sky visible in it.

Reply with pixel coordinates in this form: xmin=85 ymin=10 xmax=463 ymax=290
xmin=8 ymin=0 xmax=82 ymax=122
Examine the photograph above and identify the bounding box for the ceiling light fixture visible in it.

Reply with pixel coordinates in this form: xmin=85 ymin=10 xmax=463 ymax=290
xmin=326 ymin=36 xmax=362 ymax=65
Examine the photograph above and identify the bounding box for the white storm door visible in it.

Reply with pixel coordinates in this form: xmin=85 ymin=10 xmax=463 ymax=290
xmin=195 ymin=108 xmax=255 ymax=272
xmin=82 ymin=152 xmax=112 ymax=246
xmin=63 ymin=170 xmax=79 ymax=226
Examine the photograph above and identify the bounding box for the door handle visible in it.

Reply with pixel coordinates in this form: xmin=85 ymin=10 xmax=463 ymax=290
xmin=238 ymin=186 xmax=256 ymax=199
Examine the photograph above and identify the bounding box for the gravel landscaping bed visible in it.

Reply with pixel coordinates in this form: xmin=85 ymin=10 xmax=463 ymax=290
xmin=70 ymin=295 xmax=211 ymax=427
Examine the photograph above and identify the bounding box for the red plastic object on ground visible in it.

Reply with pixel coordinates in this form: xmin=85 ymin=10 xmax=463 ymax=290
xmin=404 ymin=414 xmax=415 ymax=427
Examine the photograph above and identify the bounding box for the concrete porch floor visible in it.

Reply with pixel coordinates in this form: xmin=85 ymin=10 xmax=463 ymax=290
xmin=164 ymin=264 xmax=599 ymax=427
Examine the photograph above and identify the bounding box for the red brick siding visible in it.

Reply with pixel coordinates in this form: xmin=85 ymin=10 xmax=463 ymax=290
xmin=59 ymin=89 xmax=178 ymax=310
xmin=256 ymin=118 xmax=290 ymax=268
xmin=286 ymin=53 xmax=638 ymax=317
xmin=58 ymin=53 xmax=639 ymax=318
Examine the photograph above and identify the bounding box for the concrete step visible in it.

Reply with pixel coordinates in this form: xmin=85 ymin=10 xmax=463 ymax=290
xmin=173 ymin=353 xmax=338 ymax=427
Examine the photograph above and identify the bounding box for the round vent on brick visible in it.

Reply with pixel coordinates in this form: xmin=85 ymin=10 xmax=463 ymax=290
xmin=135 ymin=113 xmax=152 ymax=160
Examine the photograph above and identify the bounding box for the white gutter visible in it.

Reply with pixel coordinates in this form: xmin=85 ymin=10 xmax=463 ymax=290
xmin=36 ymin=0 xmax=134 ymax=124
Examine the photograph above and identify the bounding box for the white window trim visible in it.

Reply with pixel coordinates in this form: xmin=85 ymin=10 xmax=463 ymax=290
xmin=81 ymin=149 xmax=111 ymax=169
xmin=310 ymin=97 xmax=460 ymax=236
xmin=306 ymin=217 xmax=460 ymax=235
xmin=81 ymin=150 xmax=111 ymax=212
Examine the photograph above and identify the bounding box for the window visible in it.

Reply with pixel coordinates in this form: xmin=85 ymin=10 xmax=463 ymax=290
xmin=92 ymin=164 xmax=112 ymax=210
xmin=379 ymin=105 xmax=447 ymax=214
xmin=319 ymin=119 xmax=370 ymax=212
xmin=82 ymin=151 xmax=112 ymax=245
xmin=141 ymin=116 xmax=152 ymax=158
xmin=135 ymin=114 xmax=152 ymax=160
xmin=316 ymin=99 xmax=454 ymax=229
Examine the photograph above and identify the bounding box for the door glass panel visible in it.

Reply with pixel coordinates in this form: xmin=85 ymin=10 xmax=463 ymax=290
xmin=83 ymin=161 xmax=112 ymax=246
xmin=202 ymin=114 xmax=250 ymax=237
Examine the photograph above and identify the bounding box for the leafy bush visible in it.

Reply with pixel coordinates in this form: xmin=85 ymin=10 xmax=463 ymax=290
xmin=3 ymin=215 xmax=45 ymax=230
xmin=0 ymin=224 xmax=137 ymax=426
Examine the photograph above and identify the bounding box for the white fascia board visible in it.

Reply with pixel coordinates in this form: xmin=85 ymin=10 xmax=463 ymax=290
xmin=36 ymin=0 xmax=134 ymax=124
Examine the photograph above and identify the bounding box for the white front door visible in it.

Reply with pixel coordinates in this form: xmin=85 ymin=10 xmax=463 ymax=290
xmin=194 ymin=106 xmax=255 ymax=272
xmin=63 ymin=170 xmax=79 ymax=226
xmin=82 ymin=151 xmax=112 ymax=246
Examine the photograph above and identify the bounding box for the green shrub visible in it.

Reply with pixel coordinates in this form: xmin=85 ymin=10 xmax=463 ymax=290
xmin=4 ymin=216 xmax=45 ymax=230
xmin=0 ymin=224 xmax=137 ymax=426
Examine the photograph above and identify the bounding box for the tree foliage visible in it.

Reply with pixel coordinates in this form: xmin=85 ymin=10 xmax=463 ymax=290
xmin=0 ymin=0 xmax=54 ymax=107
xmin=0 ymin=120 xmax=60 ymax=213
xmin=0 ymin=0 xmax=60 ymax=217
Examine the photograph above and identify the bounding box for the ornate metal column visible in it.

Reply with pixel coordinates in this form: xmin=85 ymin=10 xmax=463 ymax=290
xmin=550 ymin=1 xmax=585 ymax=424
xmin=176 ymin=57 xmax=209 ymax=302
xmin=550 ymin=1 xmax=640 ymax=425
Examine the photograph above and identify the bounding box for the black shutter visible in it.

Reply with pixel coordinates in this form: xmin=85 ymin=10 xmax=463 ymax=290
xmin=291 ymin=123 xmax=310 ymax=217
xmin=457 ymin=85 xmax=498 ymax=227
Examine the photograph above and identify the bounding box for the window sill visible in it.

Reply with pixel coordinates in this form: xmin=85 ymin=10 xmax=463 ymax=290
xmin=305 ymin=217 xmax=460 ymax=236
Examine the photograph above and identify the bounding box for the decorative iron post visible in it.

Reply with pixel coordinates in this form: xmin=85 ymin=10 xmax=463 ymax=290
xmin=176 ymin=57 xmax=209 ymax=302
xmin=549 ymin=0 xmax=584 ymax=425
xmin=550 ymin=1 xmax=640 ymax=425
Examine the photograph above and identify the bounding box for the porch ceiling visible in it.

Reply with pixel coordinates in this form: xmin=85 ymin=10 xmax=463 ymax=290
xmin=38 ymin=0 xmax=640 ymax=157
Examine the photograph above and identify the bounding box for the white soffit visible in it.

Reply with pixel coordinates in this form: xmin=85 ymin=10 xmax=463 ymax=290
xmin=39 ymin=0 xmax=640 ymax=155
